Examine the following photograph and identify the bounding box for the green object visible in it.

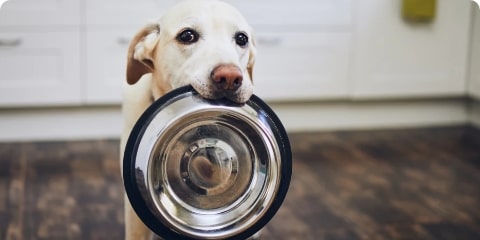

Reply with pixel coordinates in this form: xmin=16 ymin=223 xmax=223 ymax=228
xmin=402 ymin=0 xmax=436 ymax=22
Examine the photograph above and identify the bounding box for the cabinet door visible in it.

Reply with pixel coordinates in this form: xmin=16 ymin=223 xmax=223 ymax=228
xmin=0 ymin=0 xmax=82 ymax=26
xmin=85 ymin=28 xmax=136 ymax=104
xmin=85 ymin=0 xmax=178 ymax=26
xmin=352 ymin=0 xmax=471 ymax=99
xmin=253 ymin=32 xmax=351 ymax=100
xmin=0 ymin=31 xmax=82 ymax=107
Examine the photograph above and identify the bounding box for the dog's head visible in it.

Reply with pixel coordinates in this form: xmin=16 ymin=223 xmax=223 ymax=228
xmin=126 ymin=0 xmax=256 ymax=103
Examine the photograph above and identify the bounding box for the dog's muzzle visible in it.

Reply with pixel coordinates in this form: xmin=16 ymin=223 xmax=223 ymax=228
xmin=123 ymin=85 xmax=291 ymax=240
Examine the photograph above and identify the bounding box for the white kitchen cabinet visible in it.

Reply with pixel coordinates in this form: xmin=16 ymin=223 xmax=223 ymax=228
xmin=0 ymin=31 xmax=82 ymax=107
xmin=84 ymin=28 xmax=138 ymax=104
xmin=0 ymin=0 xmax=83 ymax=107
xmin=352 ymin=0 xmax=472 ymax=99
xmin=0 ymin=0 xmax=82 ymax=26
xmin=0 ymin=0 xmax=475 ymax=108
xmin=253 ymin=32 xmax=351 ymax=100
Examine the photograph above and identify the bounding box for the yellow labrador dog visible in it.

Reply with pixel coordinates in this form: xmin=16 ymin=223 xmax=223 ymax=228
xmin=120 ymin=0 xmax=256 ymax=239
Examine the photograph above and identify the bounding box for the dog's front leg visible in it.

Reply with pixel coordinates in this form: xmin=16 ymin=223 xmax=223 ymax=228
xmin=124 ymin=196 xmax=151 ymax=240
xmin=121 ymin=75 xmax=156 ymax=240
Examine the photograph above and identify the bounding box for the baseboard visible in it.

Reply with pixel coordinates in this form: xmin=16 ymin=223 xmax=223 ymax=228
xmin=0 ymin=98 xmax=471 ymax=142
xmin=0 ymin=106 xmax=123 ymax=142
xmin=271 ymin=98 xmax=470 ymax=132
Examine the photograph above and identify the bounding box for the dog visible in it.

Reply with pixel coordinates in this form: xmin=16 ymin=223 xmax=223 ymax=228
xmin=120 ymin=0 xmax=256 ymax=239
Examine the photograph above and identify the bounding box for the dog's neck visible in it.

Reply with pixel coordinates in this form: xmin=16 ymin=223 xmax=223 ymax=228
xmin=151 ymin=86 xmax=162 ymax=101
xmin=150 ymin=74 xmax=172 ymax=101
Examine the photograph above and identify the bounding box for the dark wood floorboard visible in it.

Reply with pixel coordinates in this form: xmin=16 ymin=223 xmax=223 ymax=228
xmin=1 ymin=126 xmax=480 ymax=239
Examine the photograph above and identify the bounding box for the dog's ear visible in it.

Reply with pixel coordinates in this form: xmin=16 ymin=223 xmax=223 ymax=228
xmin=126 ymin=23 xmax=161 ymax=85
xmin=247 ymin=32 xmax=256 ymax=82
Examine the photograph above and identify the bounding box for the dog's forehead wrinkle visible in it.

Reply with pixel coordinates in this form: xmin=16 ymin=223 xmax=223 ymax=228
xmin=171 ymin=17 xmax=201 ymax=32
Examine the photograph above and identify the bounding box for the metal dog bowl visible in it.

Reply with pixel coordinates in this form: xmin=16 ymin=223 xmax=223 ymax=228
xmin=123 ymin=85 xmax=291 ymax=240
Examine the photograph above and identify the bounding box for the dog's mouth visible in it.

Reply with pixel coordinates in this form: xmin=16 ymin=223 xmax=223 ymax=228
xmin=190 ymin=82 xmax=252 ymax=104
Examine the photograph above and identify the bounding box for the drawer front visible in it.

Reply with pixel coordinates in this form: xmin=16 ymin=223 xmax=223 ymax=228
xmin=85 ymin=29 xmax=137 ymax=104
xmin=85 ymin=0 xmax=178 ymax=26
xmin=0 ymin=0 xmax=82 ymax=26
xmin=253 ymin=32 xmax=351 ymax=100
xmin=0 ymin=31 xmax=82 ymax=106
xmin=226 ymin=0 xmax=354 ymax=26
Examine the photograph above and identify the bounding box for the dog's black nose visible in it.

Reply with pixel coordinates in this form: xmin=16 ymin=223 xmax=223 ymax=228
xmin=211 ymin=64 xmax=243 ymax=91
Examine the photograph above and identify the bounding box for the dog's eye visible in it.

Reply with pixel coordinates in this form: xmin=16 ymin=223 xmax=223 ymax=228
xmin=176 ymin=29 xmax=199 ymax=44
xmin=235 ymin=32 xmax=249 ymax=47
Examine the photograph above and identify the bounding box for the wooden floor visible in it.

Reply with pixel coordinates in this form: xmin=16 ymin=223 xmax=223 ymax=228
xmin=1 ymin=126 xmax=480 ymax=240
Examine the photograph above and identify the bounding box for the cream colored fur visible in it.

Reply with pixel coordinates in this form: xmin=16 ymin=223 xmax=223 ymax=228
xmin=120 ymin=1 xmax=256 ymax=239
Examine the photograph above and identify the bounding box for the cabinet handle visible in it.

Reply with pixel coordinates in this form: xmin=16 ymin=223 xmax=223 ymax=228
xmin=117 ymin=37 xmax=131 ymax=45
xmin=257 ymin=37 xmax=283 ymax=46
xmin=0 ymin=38 xmax=22 ymax=47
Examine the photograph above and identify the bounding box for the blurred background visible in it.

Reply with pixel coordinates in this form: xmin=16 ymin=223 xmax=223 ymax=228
xmin=0 ymin=0 xmax=480 ymax=239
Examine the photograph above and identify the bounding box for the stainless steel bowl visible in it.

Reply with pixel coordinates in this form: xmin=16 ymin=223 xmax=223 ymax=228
xmin=123 ymin=86 xmax=291 ymax=240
